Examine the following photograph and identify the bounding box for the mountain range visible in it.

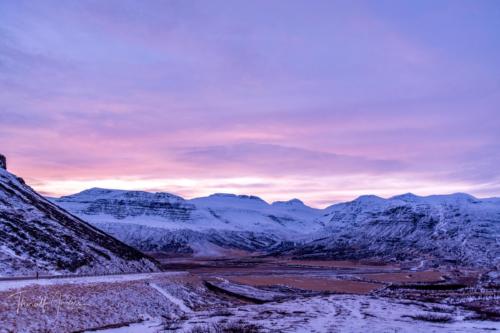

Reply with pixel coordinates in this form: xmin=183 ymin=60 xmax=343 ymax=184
xmin=53 ymin=189 xmax=325 ymax=256
xmin=53 ymin=188 xmax=500 ymax=268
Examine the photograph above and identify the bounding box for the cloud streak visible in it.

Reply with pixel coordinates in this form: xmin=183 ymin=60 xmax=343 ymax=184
xmin=178 ymin=143 xmax=404 ymax=177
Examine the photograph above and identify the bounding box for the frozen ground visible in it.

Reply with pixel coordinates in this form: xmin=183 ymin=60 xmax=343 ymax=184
xmin=0 ymin=272 xmax=188 ymax=332
xmin=87 ymin=319 xmax=163 ymax=333
xmin=205 ymin=278 xmax=289 ymax=302
xmin=149 ymin=283 xmax=193 ymax=313
xmin=0 ymin=265 xmax=497 ymax=332
xmin=93 ymin=294 xmax=499 ymax=333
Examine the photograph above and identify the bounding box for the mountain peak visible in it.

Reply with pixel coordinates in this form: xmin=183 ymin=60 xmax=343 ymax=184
xmin=354 ymin=195 xmax=384 ymax=203
xmin=199 ymin=193 xmax=268 ymax=204
xmin=59 ymin=187 xmax=184 ymax=202
xmin=209 ymin=193 xmax=266 ymax=201
xmin=59 ymin=187 xmax=127 ymax=200
xmin=83 ymin=187 xmax=119 ymax=195
xmin=449 ymin=192 xmax=477 ymax=200
xmin=426 ymin=192 xmax=478 ymax=203
xmin=272 ymin=198 xmax=306 ymax=207
xmin=390 ymin=193 xmax=420 ymax=202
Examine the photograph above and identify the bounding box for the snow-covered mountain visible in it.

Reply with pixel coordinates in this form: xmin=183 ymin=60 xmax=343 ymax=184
xmin=280 ymin=193 xmax=500 ymax=268
xmin=53 ymin=187 xmax=500 ymax=268
xmin=0 ymin=167 xmax=159 ymax=276
xmin=53 ymin=189 xmax=325 ymax=256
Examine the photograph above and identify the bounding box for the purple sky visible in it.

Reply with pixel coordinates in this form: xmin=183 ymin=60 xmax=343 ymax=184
xmin=1 ymin=0 xmax=499 ymax=206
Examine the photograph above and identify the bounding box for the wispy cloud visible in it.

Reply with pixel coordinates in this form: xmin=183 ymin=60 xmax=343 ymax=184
xmin=0 ymin=0 xmax=499 ymax=205
xmin=178 ymin=143 xmax=404 ymax=176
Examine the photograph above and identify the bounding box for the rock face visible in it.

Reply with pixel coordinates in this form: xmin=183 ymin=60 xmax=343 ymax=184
xmin=278 ymin=193 xmax=500 ymax=269
xmin=53 ymin=189 xmax=325 ymax=256
xmin=0 ymin=168 xmax=159 ymax=276
xmin=0 ymin=154 xmax=6 ymax=170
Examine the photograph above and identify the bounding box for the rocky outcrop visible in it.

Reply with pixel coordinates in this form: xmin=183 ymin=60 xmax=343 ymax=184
xmin=0 ymin=154 xmax=6 ymax=170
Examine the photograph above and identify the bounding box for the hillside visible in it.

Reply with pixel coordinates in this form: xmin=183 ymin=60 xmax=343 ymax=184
xmin=0 ymin=167 xmax=159 ymax=276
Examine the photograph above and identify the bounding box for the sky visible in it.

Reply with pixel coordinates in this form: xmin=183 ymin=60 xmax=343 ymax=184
xmin=1 ymin=0 xmax=499 ymax=207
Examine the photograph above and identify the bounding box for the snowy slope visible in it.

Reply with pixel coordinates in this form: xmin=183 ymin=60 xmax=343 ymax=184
xmin=281 ymin=193 xmax=500 ymax=268
xmin=0 ymin=168 xmax=159 ymax=276
xmin=53 ymin=190 xmax=324 ymax=255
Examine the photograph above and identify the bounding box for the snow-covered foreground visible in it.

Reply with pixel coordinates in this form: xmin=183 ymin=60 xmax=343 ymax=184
xmin=88 ymin=320 xmax=163 ymax=333
xmin=149 ymin=282 xmax=193 ymax=313
xmin=94 ymin=294 xmax=499 ymax=333
xmin=0 ymin=272 xmax=190 ymax=332
xmin=1 ymin=269 xmax=497 ymax=333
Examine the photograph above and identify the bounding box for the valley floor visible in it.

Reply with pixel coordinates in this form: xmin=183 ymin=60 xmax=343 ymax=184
xmin=0 ymin=257 xmax=498 ymax=333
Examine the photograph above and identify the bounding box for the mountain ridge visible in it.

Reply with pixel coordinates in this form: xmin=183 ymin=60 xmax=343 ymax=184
xmin=53 ymin=188 xmax=325 ymax=256
xmin=52 ymin=188 xmax=500 ymax=268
